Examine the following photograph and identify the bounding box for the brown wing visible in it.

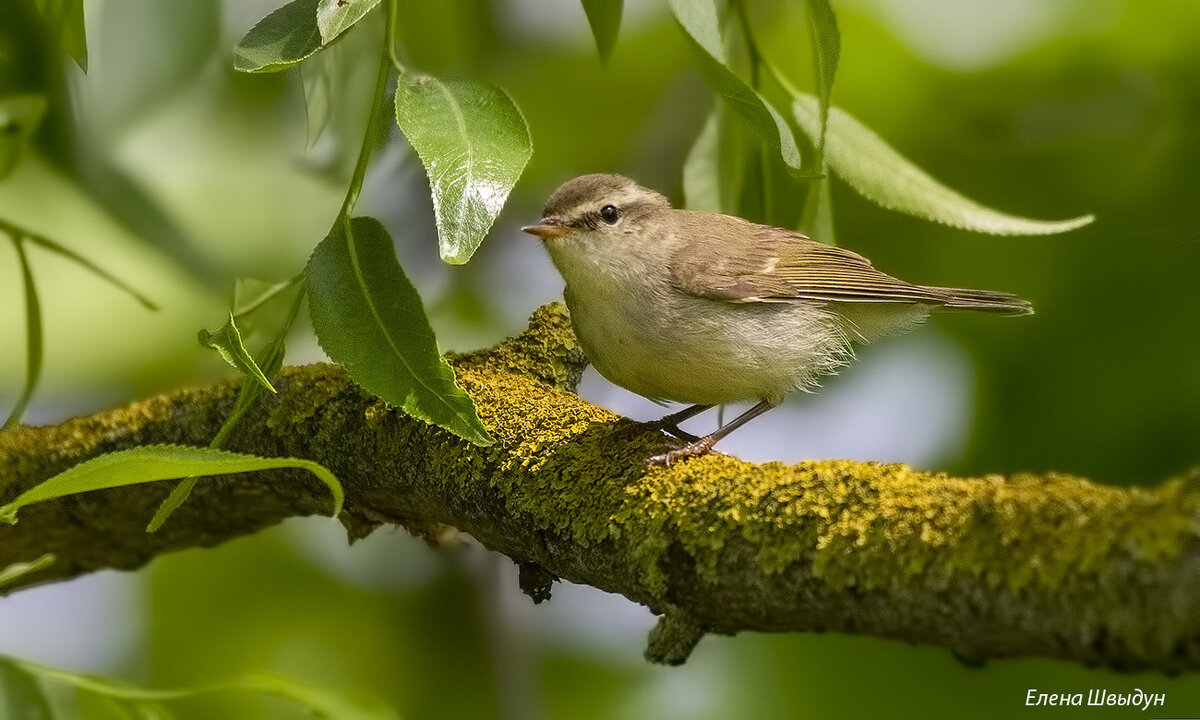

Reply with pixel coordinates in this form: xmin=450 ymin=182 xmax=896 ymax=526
xmin=668 ymin=212 xmax=949 ymax=304
xmin=668 ymin=212 xmax=1032 ymax=314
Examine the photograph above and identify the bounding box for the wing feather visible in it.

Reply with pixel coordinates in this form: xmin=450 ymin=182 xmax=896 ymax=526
xmin=668 ymin=211 xmax=1031 ymax=314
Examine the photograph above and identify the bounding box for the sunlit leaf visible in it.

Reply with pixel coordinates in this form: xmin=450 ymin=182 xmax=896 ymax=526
xmin=234 ymin=0 xmax=322 ymax=73
xmin=581 ymin=0 xmax=623 ymax=63
xmin=804 ymin=0 xmax=839 ymax=155
xmin=198 ymin=313 xmax=277 ymax=394
xmin=0 ymin=445 xmax=343 ymax=525
xmin=3 ymin=242 xmax=42 ymax=430
xmin=307 ymin=217 xmax=493 ymax=445
xmin=316 ymin=0 xmax=381 ymax=44
xmin=33 ymin=0 xmax=88 ymax=71
xmin=0 ymin=95 xmax=48 ymax=180
xmin=0 ymin=659 xmax=52 ymax=720
xmin=667 ymin=0 xmax=804 ymax=173
xmin=393 ymin=73 xmax=532 ymax=264
xmin=683 ymin=105 xmax=722 ymax=212
xmin=0 ymin=554 xmax=56 ymax=589
xmin=792 ymin=94 xmax=1095 ymax=235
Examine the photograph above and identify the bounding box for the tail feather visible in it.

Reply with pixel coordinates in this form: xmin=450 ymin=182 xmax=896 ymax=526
xmin=924 ymin=286 xmax=1034 ymax=316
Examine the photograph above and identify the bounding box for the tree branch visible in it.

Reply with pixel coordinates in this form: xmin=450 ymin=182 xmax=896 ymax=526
xmin=2 ymin=303 xmax=1198 ymax=670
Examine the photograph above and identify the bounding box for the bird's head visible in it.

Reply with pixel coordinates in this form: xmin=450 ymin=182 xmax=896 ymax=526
xmin=523 ymin=174 xmax=671 ymax=266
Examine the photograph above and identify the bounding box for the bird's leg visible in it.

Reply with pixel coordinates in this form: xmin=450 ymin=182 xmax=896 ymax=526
xmin=650 ymin=403 xmax=714 ymax=441
xmin=613 ymin=404 xmax=713 ymax=443
xmin=648 ymin=399 xmax=778 ymax=466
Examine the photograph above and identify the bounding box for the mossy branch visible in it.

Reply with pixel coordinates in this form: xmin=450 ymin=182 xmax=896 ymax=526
xmin=2 ymin=303 xmax=1198 ymax=671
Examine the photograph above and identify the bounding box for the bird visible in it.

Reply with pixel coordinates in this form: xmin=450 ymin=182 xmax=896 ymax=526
xmin=522 ymin=173 xmax=1031 ymax=465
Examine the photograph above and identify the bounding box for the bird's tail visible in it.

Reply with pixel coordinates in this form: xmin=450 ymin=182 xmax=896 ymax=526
xmin=922 ymin=285 xmax=1034 ymax=316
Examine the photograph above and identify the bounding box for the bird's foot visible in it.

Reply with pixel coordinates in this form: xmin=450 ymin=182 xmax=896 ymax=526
xmin=646 ymin=437 xmax=723 ymax=467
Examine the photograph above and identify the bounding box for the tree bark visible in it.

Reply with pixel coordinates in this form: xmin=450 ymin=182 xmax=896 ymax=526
xmin=1 ymin=303 xmax=1198 ymax=670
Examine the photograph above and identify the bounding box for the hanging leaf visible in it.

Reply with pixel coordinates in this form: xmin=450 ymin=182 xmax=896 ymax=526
xmin=33 ymin=0 xmax=88 ymax=71
xmin=0 ymin=445 xmax=343 ymax=524
xmin=234 ymin=0 xmax=323 ymax=73
xmin=666 ymin=0 xmax=804 ymax=173
xmin=198 ymin=313 xmax=277 ymax=394
xmin=307 ymin=217 xmax=493 ymax=445
xmin=580 ymin=0 xmax=623 ymax=63
xmin=792 ymin=94 xmax=1094 ymax=235
xmin=393 ymin=73 xmax=532 ymax=264
xmin=0 ymin=95 xmax=48 ymax=180
xmin=804 ymin=0 xmax=840 ymax=156
xmin=316 ymin=0 xmax=382 ymax=44
xmin=234 ymin=0 xmax=380 ymax=73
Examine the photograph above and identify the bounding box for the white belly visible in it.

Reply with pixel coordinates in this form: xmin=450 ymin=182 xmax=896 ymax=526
xmin=563 ymin=272 xmax=853 ymax=406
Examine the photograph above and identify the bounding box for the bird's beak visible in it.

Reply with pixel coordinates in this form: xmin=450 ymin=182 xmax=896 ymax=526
xmin=522 ymin=221 xmax=572 ymax=239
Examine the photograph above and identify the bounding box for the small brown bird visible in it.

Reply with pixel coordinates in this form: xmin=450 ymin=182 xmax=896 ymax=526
xmin=523 ymin=174 xmax=1031 ymax=464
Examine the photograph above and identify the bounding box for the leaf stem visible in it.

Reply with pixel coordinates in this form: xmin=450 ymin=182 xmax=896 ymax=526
xmin=3 ymin=237 xmax=42 ymax=429
xmin=336 ymin=5 xmax=395 ymax=223
xmin=763 ymin=54 xmax=803 ymax=100
xmin=231 ymin=273 xmax=304 ymax=320
xmin=0 ymin=217 xmax=157 ymax=310
xmin=386 ymin=0 xmax=406 ymax=72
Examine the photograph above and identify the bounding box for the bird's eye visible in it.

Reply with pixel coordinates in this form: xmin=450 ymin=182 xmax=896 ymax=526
xmin=600 ymin=205 xmax=620 ymax=225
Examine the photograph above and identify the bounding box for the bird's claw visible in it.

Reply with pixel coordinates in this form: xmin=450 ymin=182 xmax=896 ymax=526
xmin=646 ymin=439 xmax=723 ymax=467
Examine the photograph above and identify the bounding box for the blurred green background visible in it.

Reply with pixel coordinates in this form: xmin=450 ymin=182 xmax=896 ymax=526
xmin=2 ymin=0 xmax=1199 ymax=717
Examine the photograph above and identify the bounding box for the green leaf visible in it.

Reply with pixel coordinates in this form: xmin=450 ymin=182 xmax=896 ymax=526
xmin=0 ymin=445 xmax=343 ymax=525
xmin=229 ymin=673 xmax=398 ymax=720
xmin=198 ymin=313 xmax=277 ymax=394
xmin=307 ymin=216 xmax=493 ymax=445
xmin=3 ymin=241 xmax=43 ymax=430
xmin=792 ymin=95 xmax=1095 ymax=235
xmin=234 ymin=0 xmax=322 ymax=73
xmin=667 ymin=0 xmax=804 ymax=173
xmin=0 ymin=95 xmax=48 ymax=180
xmin=0 ymin=553 xmax=56 ymax=589
xmin=300 ymin=48 xmax=335 ymax=149
xmin=316 ymin=0 xmax=381 ymax=44
xmin=0 ymin=659 xmax=53 ymax=720
xmin=581 ymin=0 xmax=623 ymax=63
xmin=235 ymin=0 xmax=379 ymax=74
xmin=12 ymin=660 xmax=399 ymax=720
xmin=683 ymin=104 xmax=722 ymax=212
xmin=33 ymin=0 xmax=88 ymax=71
xmin=149 ymin=288 xmax=302 ymax=533
xmin=804 ymin=0 xmax=839 ymax=156
xmin=799 ymin=177 xmax=835 ymax=244
xmin=393 ymin=73 xmax=532 ymax=264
